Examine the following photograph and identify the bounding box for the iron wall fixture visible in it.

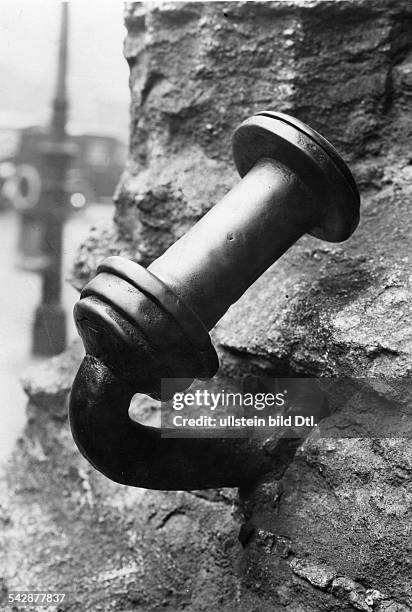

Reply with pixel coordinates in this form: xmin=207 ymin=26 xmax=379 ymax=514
xmin=69 ymin=112 xmax=360 ymax=490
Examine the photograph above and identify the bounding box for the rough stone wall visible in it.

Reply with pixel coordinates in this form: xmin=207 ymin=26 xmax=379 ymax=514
xmin=3 ymin=1 xmax=412 ymax=611
xmin=71 ymin=0 xmax=412 ymax=287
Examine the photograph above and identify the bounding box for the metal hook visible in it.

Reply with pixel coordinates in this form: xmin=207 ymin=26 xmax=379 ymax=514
xmin=69 ymin=112 xmax=360 ymax=489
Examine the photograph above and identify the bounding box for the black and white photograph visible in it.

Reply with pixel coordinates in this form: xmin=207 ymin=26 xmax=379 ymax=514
xmin=0 ymin=1 xmax=411 ymax=610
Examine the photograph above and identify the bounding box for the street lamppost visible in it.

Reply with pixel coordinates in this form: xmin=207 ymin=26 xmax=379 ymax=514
xmin=32 ymin=2 xmax=74 ymax=355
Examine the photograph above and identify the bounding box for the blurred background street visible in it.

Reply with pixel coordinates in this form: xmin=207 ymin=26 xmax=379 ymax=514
xmin=0 ymin=1 xmax=129 ymax=467
xmin=0 ymin=203 xmax=113 ymax=464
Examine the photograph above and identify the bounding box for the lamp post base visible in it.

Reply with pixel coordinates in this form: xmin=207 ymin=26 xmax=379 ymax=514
xmin=32 ymin=304 xmax=66 ymax=356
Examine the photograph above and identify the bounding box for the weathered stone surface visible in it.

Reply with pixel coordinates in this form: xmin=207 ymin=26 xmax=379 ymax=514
xmin=67 ymin=217 xmax=137 ymax=292
xmin=0 ymin=367 xmax=242 ymax=611
xmin=4 ymin=1 xmax=412 ymax=610
xmin=238 ymin=435 xmax=412 ymax=610
xmin=21 ymin=340 xmax=84 ymax=419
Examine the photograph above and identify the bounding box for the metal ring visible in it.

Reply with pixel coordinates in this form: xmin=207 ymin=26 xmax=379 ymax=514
xmin=255 ymin=111 xmax=359 ymax=204
xmin=10 ymin=163 xmax=42 ymax=211
xmin=232 ymin=112 xmax=360 ymax=242
xmin=96 ymin=256 xmax=215 ymax=354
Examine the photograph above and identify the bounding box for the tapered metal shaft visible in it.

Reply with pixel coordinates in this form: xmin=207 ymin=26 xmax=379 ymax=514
xmin=149 ymin=158 xmax=317 ymax=330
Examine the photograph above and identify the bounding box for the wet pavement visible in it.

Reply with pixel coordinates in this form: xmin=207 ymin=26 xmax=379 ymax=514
xmin=0 ymin=202 xmax=113 ymax=466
